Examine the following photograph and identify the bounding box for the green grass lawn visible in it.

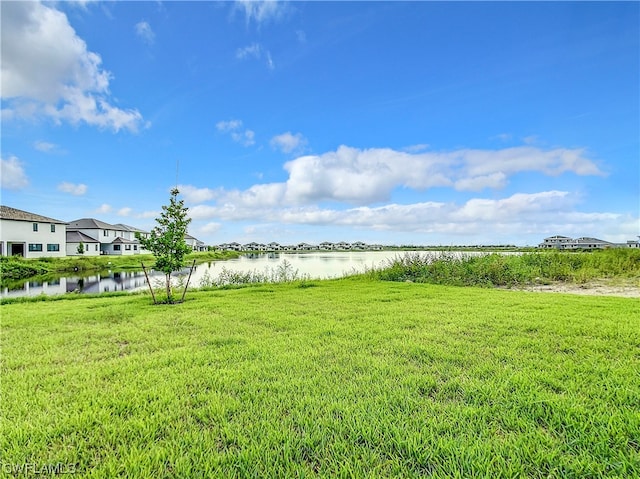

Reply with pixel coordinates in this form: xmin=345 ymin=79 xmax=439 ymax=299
xmin=2 ymin=279 xmax=639 ymax=478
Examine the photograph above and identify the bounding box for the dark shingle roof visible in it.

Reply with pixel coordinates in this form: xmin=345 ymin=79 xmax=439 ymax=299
xmin=67 ymin=218 xmax=116 ymax=230
xmin=66 ymin=231 xmax=100 ymax=243
xmin=0 ymin=205 xmax=67 ymax=224
xmin=113 ymin=223 xmax=149 ymax=234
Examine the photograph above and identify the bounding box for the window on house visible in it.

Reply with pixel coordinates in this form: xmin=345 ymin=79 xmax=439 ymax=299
xmin=125 ymin=245 xmax=131 ymax=250
xmin=113 ymin=245 xmax=121 ymax=251
xmin=47 ymin=244 xmax=60 ymax=252
xmin=28 ymin=243 xmax=43 ymax=252
xmin=95 ymin=245 xmax=99 ymax=251
xmin=134 ymin=245 xmax=138 ymax=250
xmin=33 ymin=223 xmax=38 ymax=232
xmin=51 ymin=224 xmax=56 ymax=233
xmin=103 ymin=230 xmax=108 ymax=236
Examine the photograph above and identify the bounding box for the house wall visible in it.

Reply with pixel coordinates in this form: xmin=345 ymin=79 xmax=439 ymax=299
xmin=66 ymin=242 xmax=101 ymax=256
xmin=0 ymin=219 xmax=66 ymax=258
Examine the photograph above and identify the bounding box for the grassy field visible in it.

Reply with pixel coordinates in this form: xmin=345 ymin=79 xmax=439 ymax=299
xmin=2 ymin=278 xmax=639 ymax=477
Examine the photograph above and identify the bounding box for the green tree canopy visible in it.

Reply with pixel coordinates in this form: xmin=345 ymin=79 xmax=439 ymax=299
xmin=137 ymin=188 xmax=192 ymax=303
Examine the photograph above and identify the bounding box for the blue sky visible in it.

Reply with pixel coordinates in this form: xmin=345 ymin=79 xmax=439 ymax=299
xmin=2 ymin=1 xmax=638 ymax=246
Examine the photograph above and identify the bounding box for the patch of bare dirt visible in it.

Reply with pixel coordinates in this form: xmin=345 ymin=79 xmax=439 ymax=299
xmin=506 ymin=280 xmax=640 ymax=298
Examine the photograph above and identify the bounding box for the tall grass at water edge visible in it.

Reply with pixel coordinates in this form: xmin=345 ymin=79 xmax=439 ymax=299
xmin=369 ymin=249 xmax=640 ymax=287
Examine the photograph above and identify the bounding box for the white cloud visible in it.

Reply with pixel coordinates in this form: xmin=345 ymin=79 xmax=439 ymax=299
xmin=1 ymin=1 xmax=143 ymax=132
xmin=266 ymin=51 xmax=274 ymax=70
xmin=57 ymin=182 xmax=87 ymax=196
xmin=236 ymin=43 xmax=262 ymax=59
xmin=454 ymin=172 xmax=507 ymax=191
xmin=0 ymin=156 xmax=29 ymax=190
xmin=277 ymin=145 xmax=603 ymax=204
xmin=270 ymin=132 xmax=307 ymax=154
xmin=235 ymin=42 xmax=275 ymax=70
xmin=95 ymin=204 xmax=112 ymax=214
xmin=403 ymin=144 xmax=429 ymax=153
xmin=184 ymin=144 xmax=604 ymax=210
xmin=137 ymin=210 xmax=159 ymax=219
xmin=216 ymin=119 xmax=243 ymax=132
xmin=182 ymin=143 xmax=617 ymax=243
xmin=234 ymin=0 xmax=289 ymax=25
xmin=216 ymin=119 xmax=255 ymax=146
xmin=178 ymin=184 xmax=220 ymax=204
xmin=187 ymin=189 xmax=636 ymax=245
xmin=135 ymin=21 xmax=155 ymax=45
xmin=117 ymin=207 xmax=132 ymax=217
xmin=33 ymin=140 xmax=58 ymax=152
xmin=200 ymin=222 xmax=222 ymax=234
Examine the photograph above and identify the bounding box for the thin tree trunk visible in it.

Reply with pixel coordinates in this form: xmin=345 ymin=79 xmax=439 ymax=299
xmin=180 ymin=260 xmax=197 ymax=303
xmin=166 ymin=273 xmax=172 ymax=303
xmin=141 ymin=262 xmax=157 ymax=304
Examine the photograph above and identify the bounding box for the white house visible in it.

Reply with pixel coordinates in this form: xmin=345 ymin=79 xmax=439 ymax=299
xmin=185 ymin=234 xmax=206 ymax=252
xmin=66 ymin=231 xmax=101 ymax=256
xmin=538 ymin=235 xmax=574 ymax=249
xmin=67 ymin=218 xmax=145 ymax=255
xmin=0 ymin=206 xmax=67 ymax=258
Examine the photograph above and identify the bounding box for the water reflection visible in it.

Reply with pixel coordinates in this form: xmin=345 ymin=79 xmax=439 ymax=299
xmin=2 ymin=251 xmax=452 ymax=298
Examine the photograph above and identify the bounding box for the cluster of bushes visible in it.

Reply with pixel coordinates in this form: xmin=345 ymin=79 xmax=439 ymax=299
xmin=370 ymin=249 xmax=640 ymax=287
xmin=0 ymin=256 xmax=50 ymax=282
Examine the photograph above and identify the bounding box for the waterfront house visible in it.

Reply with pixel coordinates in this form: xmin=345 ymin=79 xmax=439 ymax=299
xmin=67 ymin=218 xmax=143 ymax=255
xmin=0 ymin=205 xmax=67 ymax=258
xmin=66 ymin=231 xmax=101 ymax=256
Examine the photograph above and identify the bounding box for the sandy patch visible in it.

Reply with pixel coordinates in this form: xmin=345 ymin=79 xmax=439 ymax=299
xmin=507 ymin=280 xmax=640 ymax=298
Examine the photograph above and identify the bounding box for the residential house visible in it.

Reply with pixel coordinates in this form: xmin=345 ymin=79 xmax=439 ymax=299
xmin=626 ymin=237 xmax=640 ymax=248
xmin=185 ymin=234 xmax=206 ymax=252
xmin=538 ymin=235 xmax=574 ymax=249
xmin=67 ymin=218 xmax=142 ymax=255
xmin=569 ymin=237 xmax=614 ymax=249
xmin=539 ymin=235 xmax=619 ymax=250
xmin=267 ymin=242 xmax=282 ymax=251
xmin=66 ymin=231 xmax=100 ymax=256
xmin=0 ymin=205 xmax=67 ymax=258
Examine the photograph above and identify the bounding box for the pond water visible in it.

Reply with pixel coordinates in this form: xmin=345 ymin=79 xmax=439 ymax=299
xmin=1 ymin=251 xmax=468 ymax=298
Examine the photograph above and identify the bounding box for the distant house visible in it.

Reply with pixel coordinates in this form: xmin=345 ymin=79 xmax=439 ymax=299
xmin=66 ymin=231 xmax=100 ymax=256
xmin=218 ymin=242 xmax=242 ymax=252
xmin=626 ymin=237 xmax=640 ymax=248
xmin=67 ymin=218 xmax=146 ymax=255
xmin=570 ymin=237 xmax=615 ymax=250
xmin=185 ymin=234 xmax=206 ymax=252
xmin=539 ymin=235 xmax=574 ymax=249
xmin=539 ymin=235 xmax=619 ymax=250
xmin=319 ymin=241 xmax=335 ymax=250
xmin=0 ymin=205 xmax=67 ymax=258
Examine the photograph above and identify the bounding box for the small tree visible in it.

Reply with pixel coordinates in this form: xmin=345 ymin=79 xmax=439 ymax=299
xmin=77 ymin=242 xmax=85 ymax=255
xmin=137 ymin=188 xmax=192 ymax=303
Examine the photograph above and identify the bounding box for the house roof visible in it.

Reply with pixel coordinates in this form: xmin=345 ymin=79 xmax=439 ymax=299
xmin=68 ymin=218 xmax=117 ymax=230
xmin=0 ymin=205 xmax=67 ymax=224
xmin=573 ymin=237 xmax=612 ymax=244
xmin=113 ymin=223 xmax=148 ymax=233
xmin=66 ymin=231 xmax=100 ymax=243
xmin=111 ymin=237 xmax=138 ymax=244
